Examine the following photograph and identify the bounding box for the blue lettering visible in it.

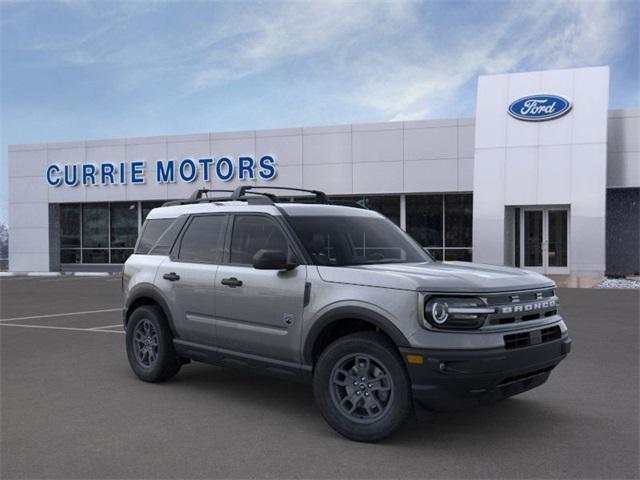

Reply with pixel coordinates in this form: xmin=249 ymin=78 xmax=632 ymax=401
xmin=130 ymin=161 xmax=145 ymax=184
xmin=64 ymin=164 xmax=78 ymax=186
xmin=156 ymin=160 xmax=175 ymax=183
xmin=198 ymin=158 xmax=213 ymax=182
xmin=238 ymin=156 xmax=255 ymax=180
xmin=46 ymin=164 xmax=61 ymax=187
xmin=215 ymin=157 xmax=234 ymax=182
xmin=179 ymin=159 xmax=197 ymax=183
xmin=100 ymin=162 xmax=115 ymax=185
xmin=258 ymin=155 xmax=276 ymax=180
xmin=82 ymin=164 xmax=97 ymax=186
xmin=119 ymin=161 xmax=127 ymax=184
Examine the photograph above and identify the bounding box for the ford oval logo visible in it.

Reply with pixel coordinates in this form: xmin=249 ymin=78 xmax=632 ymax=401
xmin=508 ymin=94 xmax=572 ymax=121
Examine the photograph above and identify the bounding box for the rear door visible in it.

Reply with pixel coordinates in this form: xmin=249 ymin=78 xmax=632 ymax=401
xmin=157 ymin=214 xmax=228 ymax=345
xmin=214 ymin=214 xmax=307 ymax=363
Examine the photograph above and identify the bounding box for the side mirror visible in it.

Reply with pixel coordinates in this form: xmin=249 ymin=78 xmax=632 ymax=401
xmin=252 ymin=249 xmax=298 ymax=271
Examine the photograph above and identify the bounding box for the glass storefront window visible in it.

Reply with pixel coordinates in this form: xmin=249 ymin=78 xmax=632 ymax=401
xmin=60 ymin=204 xmax=81 ymax=248
xmin=82 ymin=204 xmax=109 ymax=248
xmin=82 ymin=249 xmax=110 ymax=264
xmin=406 ymin=195 xmax=443 ymax=247
xmin=444 ymin=194 xmax=472 ymax=248
xmin=330 ymin=195 xmax=401 ymax=226
xmin=406 ymin=193 xmax=473 ymax=262
xmin=110 ymin=203 xmax=138 ymax=248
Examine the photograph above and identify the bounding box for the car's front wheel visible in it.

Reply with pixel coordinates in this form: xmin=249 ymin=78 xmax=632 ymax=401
xmin=313 ymin=332 xmax=413 ymax=442
xmin=125 ymin=305 xmax=181 ymax=382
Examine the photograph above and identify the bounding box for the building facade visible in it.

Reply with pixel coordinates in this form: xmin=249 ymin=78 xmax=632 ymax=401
xmin=7 ymin=66 xmax=640 ymax=276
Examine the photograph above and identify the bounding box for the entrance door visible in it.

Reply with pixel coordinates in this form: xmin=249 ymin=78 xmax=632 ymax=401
xmin=519 ymin=208 xmax=569 ymax=274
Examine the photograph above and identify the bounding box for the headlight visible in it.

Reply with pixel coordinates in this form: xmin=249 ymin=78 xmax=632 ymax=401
xmin=424 ymin=297 xmax=494 ymax=330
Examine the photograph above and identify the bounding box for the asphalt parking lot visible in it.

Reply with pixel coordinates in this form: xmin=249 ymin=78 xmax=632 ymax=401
xmin=1 ymin=276 xmax=638 ymax=479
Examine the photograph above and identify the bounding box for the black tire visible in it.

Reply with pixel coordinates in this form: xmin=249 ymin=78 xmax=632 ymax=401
xmin=126 ymin=305 xmax=181 ymax=382
xmin=313 ymin=331 xmax=413 ymax=442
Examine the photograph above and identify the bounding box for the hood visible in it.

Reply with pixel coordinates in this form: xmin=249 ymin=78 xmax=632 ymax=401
xmin=317 ymin=261 xmax=554 ymax=293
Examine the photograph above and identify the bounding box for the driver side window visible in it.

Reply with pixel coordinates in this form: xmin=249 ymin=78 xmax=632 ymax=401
xmin=229 ymin=215 xmax=294 ymax=265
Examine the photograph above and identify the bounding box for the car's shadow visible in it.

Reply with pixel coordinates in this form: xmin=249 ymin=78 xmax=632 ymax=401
xmin=142 ymin=362 xmax=575 ymax=445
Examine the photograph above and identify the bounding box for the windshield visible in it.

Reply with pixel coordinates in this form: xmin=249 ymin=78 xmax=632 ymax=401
xmin=287 ymin=215 xmax=432 ymax=266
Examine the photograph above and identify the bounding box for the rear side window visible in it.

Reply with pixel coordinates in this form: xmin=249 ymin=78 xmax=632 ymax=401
xmin=135 ymin=219 xmax=174 ymax=254
xmin=177 ymin=215 xmax=227 ymax=263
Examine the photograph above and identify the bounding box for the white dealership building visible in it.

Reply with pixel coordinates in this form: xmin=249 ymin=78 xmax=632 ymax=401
xmin=7 ymin=66 xmax=640 ymax=277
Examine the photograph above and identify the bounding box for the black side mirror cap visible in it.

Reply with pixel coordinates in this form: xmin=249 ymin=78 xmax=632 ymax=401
xmin=252 ymin=249 xmax=298 ymax=270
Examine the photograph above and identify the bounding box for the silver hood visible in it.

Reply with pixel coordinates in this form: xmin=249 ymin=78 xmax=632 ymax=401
xmin=317 ymin=261 xmax=554 ymax=293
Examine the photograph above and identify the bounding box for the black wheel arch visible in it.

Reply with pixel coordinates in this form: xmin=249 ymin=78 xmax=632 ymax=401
xmin=303 ymin=306 xmax=411 ymax=365
xmin=125 ymin=284 xmax=177 ymax=336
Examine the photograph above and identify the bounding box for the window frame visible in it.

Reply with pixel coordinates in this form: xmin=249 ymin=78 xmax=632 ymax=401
xmin=224 ymin=213 xmax=306 ymax=267
xmin=170 ymin=213 xmax=230 ymax=265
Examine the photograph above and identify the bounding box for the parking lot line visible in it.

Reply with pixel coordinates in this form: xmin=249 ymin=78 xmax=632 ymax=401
xmin=0 ymin=323 xmax=124 ymax=333
xmin=0 ymin=308 xmax=121 ymax=323
xmin=89 ymin=324 xmax=124 ymax=330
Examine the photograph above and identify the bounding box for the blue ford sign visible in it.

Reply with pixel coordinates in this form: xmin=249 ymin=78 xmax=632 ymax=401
xmin=508 ymin=94 xmax=572 ymax=121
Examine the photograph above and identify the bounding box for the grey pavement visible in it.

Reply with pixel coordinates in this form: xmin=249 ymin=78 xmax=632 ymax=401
xmin=1 ymin=277 xmax=638 ymax=479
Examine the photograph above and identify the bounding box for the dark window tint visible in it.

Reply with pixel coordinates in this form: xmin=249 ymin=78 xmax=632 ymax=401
xmin=82 ymin=204 xmax=109 ymax=248
xmin=288 ymin=215 xmax=430 ymax=266
xmin=83 ymin=249 xmax=109 ymax=263
xmin=60 ymin=249 xmax=81 ymax=263
xmin=444 ymin=249 xmax=472 ymax=262
xmin=444 ymin=194 xmax=472 ymax=247
xmin=149 ymin=218 xmax=186 ymax=256
xmin=111 ymin=249 xmax=134 ymax=264
xmin=136 ymin=219 xmax=174 ymax=254
xmin=110 ymin=203 xmax=138 ymax=248
xmin=406 ymin=195 xmax=443 ymax=247
xmin=60 ymin=204 xmax=81 ymax=248
xmin=230 ymin=216 xmax=290 ymax=265
xmin=178 ymin=215 xmax=226 ymax=263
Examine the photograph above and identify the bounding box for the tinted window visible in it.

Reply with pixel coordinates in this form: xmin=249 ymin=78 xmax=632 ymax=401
xmin=178 ymin=215 xmax=226 ymax=263
xmin=230 ymin=216 xmax=291 ymax=265
xmin=82 ymin=204 xmax=109 ymax=248
xmin=110 ymin=203 xmax=138 ymax=248
xmin=288 ymin=215 xmax=430 ymax=266
xmin=406 ymin=195 xmax=443 ymax=247
xmin=136 ymin=219 xmax=174 ymax=254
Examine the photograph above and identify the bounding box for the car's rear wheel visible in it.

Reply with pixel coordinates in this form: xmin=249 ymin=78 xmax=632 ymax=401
xmin=126 ymin=305 xmax=181 ymax=382
xmin=313 ymin=331 xmax=412 ymax=442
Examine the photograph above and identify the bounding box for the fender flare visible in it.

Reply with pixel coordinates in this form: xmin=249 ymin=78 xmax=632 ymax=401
xmin=302 ymin=306 xmax=411 ymax=365
xmin=125 ymin=283 xmax=177 ymax=336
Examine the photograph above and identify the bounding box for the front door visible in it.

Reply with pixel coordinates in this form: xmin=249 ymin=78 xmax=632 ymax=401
xmin=519 ymin=208 xmax=569 ymax=274
xmin=214 ymin=214 xmax=307 ymax=363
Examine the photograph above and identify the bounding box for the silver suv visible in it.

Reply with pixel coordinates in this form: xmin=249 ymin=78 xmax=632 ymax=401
xmin=123 ymin=186 xmax=571 ymax=442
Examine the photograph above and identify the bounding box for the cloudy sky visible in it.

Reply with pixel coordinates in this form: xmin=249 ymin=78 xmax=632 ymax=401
xmin=0 ymin=0 xmax=638 ymax=224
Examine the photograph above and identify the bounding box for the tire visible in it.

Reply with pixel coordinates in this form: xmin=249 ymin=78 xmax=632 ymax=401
xmin=313 ymin=331 xmax=413 ymax=442
xmin=125 ymin=305 xmax=181 ymax=382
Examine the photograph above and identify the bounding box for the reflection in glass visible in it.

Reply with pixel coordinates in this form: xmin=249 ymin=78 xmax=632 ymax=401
xmin=82 ymin=204 xmax=109 ymax=248
xmin=110 ymin=249 xmax=134 ymax=264
xmin=60 ymin=249 xmax=81 ymax=263
xmin=444 ymin=249 xmax=472 ymax=262
xmin=548 ymin=210 xmax=568 ymax=267
xmin=60 ymin=204 xmax=81 ymax=248
xmin=110 ymin=203 xmax=138 ymax=248
xmin=82 ymin=249 xmax=109 ymax=263
xmin=330 ymin=195 xmax=401 ymax=226
xmin=524 ymin=210 xmax=543 ymax=267
xmin=444 ymin=194 xmax=472 ymax=247
xmin=406 ymin=195 xmax=443 ymax=247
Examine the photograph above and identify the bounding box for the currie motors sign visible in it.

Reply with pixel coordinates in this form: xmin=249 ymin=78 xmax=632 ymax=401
xmin=508 ymin=94 xmax=572 ymax=121
xmin=45 ymin=155 xmax=277 ymax=187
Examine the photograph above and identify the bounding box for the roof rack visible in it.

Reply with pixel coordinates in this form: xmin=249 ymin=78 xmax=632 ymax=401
xmin=231 ymin=186 xmax=329 ymax=204
xmin=160 ymin=186 xmax=367 ymax=209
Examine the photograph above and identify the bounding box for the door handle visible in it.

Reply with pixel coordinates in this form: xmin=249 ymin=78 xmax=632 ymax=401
xmin=221 ymin=277 xmax=243 ymax=288
xmin=162 ymin=272 xmax=180 ymax=282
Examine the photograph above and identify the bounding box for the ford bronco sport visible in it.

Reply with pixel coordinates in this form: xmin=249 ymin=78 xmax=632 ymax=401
xmin=123 ymin=186 xmax=571 ymax=442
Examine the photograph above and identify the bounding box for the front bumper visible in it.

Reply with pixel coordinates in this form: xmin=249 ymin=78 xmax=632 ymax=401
xmin=399 ymin=334 xmax=571 ymax=411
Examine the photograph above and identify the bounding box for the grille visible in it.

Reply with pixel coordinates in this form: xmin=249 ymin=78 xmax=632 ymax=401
xmin=485 ymin=288 xmax=558 ymax=326
xmin=504 ymin=326 xmax=562 ymax=350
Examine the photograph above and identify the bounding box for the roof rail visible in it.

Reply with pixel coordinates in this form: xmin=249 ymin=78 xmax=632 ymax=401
xmin=231 ymin=186 xmax=329 ymax=204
